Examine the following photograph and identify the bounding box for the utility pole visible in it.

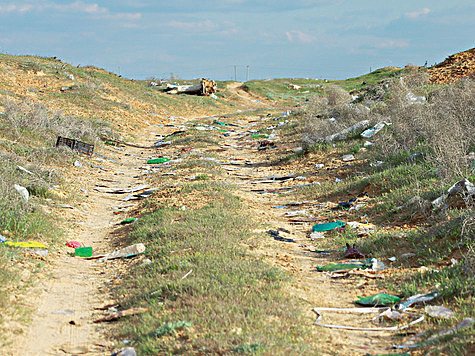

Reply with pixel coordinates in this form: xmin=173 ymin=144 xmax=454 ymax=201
xmin=246 ymin=65 xmax=249 ymax=82
xmin=234 ymin=65 xmax=237 ymax=81
xmin=369 ymin=66 xmax=372 ymax=73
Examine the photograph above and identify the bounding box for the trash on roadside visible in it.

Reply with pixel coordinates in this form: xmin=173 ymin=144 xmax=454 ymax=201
xmin=251 ymin=133 xmax=269 ymax=139
xmin=431 ymin=178 xmax=474 ymax=209
xmin=316 ymin=261 xmax=370 ymax=272
xmin=163 ymin=78 xmax=217 ymax=96
xmin=100 ymin=243 xmax=146 ymax=261
xmin=56 ymin=136 xmax=94 ymax=155
xmin=406 ymin=92 xmax=426 ymax=104
xmin=356 ymin=293 xmax=401 ymax=307
xmin=4 ymin=240 xmax=47 ymax=248
xmin=268 ymin=229 xmax=296 ymax=243
xmin=0 ymin=234 xmax=6 ymax=243
xmin=388 ymin=256 xmax=397 ymax=262
xmin=315 ymin=163 xmax=325 ymax=168
xmin=342 ymin=154 xmax=355 ymax=162
xmin=111 ymin=347 xmax=137 ymax=356
xmin=313 ymin=306 xmax=424 ymax=331
xmin=52 ymin=309 xmax=74 ymax=315
xmin=344 ymin=243 xmax=367 ymax=259
xmin=17 ymin=165 xmax=33 ymax=175
xmin=425 ymin=305 xmax=455 ymax=319
xmin=312 ymin=221 xmax=345 ymax=232
xmin=66 ymin=241 xmax=81 ymax=248
xmin=360 ymin=121 xmax=392 ymax=138
xmin=27 ymin=249 xmax=48 ymax=257
xmin=324 ymin=120 xmax=371 ymax=142
xmin=154 ymin=141 xmax=171 ymax=147
xmin=394 ymin=292 xmax=438 ymax=310
xmin=74 ymin=160 xmax=82 ymax=167
xmin=147 ymin=157 xmax=170 ymax=164
xmin=13 ymin=184 xmax=29 ymax=201
xmin=310 ymin=231 xmax=325 ymax=239
xmin=110 ymin=184 xmax=149 ymax=194
xmin=75 ymin=246 xmax=93 ymax=257
xmin=364 ymin=141 xmax=374 ymax=147
xmin=93 ymin=307 xmax=149 ymax=323
xmin=120 ymin=218 xmax=137 ymax=225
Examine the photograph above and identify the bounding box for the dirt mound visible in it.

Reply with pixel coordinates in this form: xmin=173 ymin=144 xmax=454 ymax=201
xmin=429 ymin=48 xmax=475 ymax=84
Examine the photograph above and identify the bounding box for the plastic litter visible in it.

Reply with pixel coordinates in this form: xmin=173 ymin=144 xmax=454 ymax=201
xmin=66 ymin=241 xmax=81 ymax=248
xmin=310 ymin=231 xmax=325 ymax=239
xmin=147 ymin=157 xmax=170 ymax=164
xmin=94 ymin=307 xmax=149 ymax=323
xmin=111 ymin=347 xmax=137 ymax=356
xmin=28 ymin=249 xmax=48 ymax=257
xmin=120 ymin=218 xmax=137 ymax=225
xmin=316 ymin=260 xmax=371 ymax=272
xmin=356 ymin=293 xmax=401 ymax=307
xmin=314 ymin=307 xmax=424 ymax=331
xmin=251 ymin=134 xmax=268 ymax=139
xmin=75 ymin=246 xmax=93 ymax=257
xmin=344 ymin=243 xmax=367 ymax=259
xmin=395 ymin=292 xmax=438 ymax=310
xmin=312 ymin=221 xmax=345 ymax=232
xmin=425 ymin=305 xmax=455 ymax=319
xmin=100 ymin=243 xmax=146 ymax=261
xmin=360 ymin=121 xmax=392 ymax=138
xmin=342 ymin=154 xmax=355 ymax=162
xmin=324 ymin=120 xmax=371 ymax=142
xmin=13 ymin=184 xmax=29 ymax=201
xmin=17 ymin=165 xmax=33 ymax=174
xmin=4 ymin=241 xmax=47 ymax=248
xmin=268 ymin=229 xmax=295 ymax=243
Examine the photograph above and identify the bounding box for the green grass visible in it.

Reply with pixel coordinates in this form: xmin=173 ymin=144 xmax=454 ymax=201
xmin=111 ymin=182 xmax=318 ymax=354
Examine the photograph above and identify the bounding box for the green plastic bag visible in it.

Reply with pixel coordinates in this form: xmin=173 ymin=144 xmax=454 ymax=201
xmin=251 ymin=134 xmax=268 ymax=139
xmin=147 ymin=158 xmax=170 ymax=164
xmin=312 ymin=220 xmax=345 ymax=232
xmin=121 ymin=218 xmax=137 ymax=225
xmin=355 ymin=293 xmax=401 ymax=306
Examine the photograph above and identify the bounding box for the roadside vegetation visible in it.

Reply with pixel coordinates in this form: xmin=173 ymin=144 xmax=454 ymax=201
xmin=282 ymin=69 xmax=474 ymax=354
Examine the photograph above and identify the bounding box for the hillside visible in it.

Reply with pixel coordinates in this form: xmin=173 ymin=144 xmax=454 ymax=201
xmin=429 ymin=47 xmax=475 ymax=84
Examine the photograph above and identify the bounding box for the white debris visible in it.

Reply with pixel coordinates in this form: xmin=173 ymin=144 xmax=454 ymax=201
xmin=13 ymin=184 xmax=29 ymax=201
xmin=360 ymin=121 xmax=392 ymax=138
xmin=342 ymin=154 xmax=355 ymax=162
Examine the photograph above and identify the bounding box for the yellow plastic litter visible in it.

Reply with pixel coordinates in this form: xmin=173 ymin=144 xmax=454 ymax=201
xmin=5 ymin=241 xmax=47 ymax=248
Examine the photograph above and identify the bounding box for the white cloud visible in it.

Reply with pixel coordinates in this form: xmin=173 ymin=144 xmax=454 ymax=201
xmin=285 ymin=30 xmax=316 ymax=44
xmin=0 ymin=4 xmax=34 ymax=14
xmin=405 ymin=8 xmax=430 ymax=19
xmin=373 ymin=39 xmax=409 ymax=49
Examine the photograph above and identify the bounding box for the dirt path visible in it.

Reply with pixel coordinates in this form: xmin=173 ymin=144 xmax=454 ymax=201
xmin=10 ymin=91 xmax=397 ymax=354
xmin=10 ymin=130 xmax=162 ymax=355
xmin=200 ymin=116 xmax=397 ymax=355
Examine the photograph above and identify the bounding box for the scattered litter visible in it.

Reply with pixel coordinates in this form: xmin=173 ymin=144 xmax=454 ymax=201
xmin=251 ymin=134 xmax=268 ymax=139
xmin=0 ymin=234 xmax=6 ymax=243
xmin=313 ymin=307 xmax=424 ymax=331
xmin=66 ymin=241 xmax=81 ymax=248
xmin=147 ymin=157 xmax=170 ymax=164
xmin=4 ymin=241 xmax=47 ymax=249
xmin=370 ymin=161 xmax=384 ymax=167
xmin=74 ymin=160 xmax=82 ymax=167
xmin=316 ymin=261 xmax=370 ymax=272
xmin=52 ymin=309 xmax=74 ymax=315
xmin=310 ymin=232 xmax=325 ymax=239
xmin=100 ymin=243 xmax=146 ymax=261
xmin=268 ymin=229 xmax=296 ymax=243
xmin=364 ymin=141 xmax=374 ymax=147
xmin=13 ymin=184 xmax=29 ymax=201
xmin=406 ymin=92 xmax=426 ymax=104
xmin=342 ymin=154 xmax=355 ymax=162
xmin=401 ymin=252 xmax=415 ymax=258
xmin=315 ymin=163 xmax=325 ymax=168
xmin=58 ymin=204 xmax=74 ymax=209
xmin=90 ymin=164 xmax=105 ymax=170
xmin=335 ymin=178 xmax=341 ymax=183
xmin=181 ymin=269 xmax=193 ymax=280
xmin=395 ymin=292 xmax=438 ymax=310
xmin=75 ymin=246 xmax=93 ymax=257
xmin=344 ymin=243 xmax=367 ymax=259
xmin=360 ymin=121 xmax=392 ymax=138
xmin=394 ymin=318 xmax=474 ymax=349
xmin=425 ymin=305 xmax=455 ymax=319
xmin=56 ymin=136 xmax=94 ymax=155
xmin=325 ymin=120 xmax=371 ymax=142
xmin=120 ymin=218 xmax=137 ymax=225
xmin=17 ymin=165 xmax=33 ymax=175
xmin=27 ymin=249 xmax=48 ymax=257
xmin=111 ymin=347 xmax=137 ymax=356
xmin=94 ymin=307 xmax=149 ymax=323
xmin=154 ymin=141 xmax=171 ymax=147
xmin=356 ymin=293 xmax=401 ymax=307
xmin=388 ymin=256 xmax=397 ymax=262
xmin=312 ymin=221 xmax=345 ymax=232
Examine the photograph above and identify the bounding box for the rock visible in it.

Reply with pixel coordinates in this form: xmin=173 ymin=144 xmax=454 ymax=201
xmin=425 ymin=305 xmax=455 ymax=319
xmin=13 ymin=184 xmax=29 ymax=201
xmin=342 ymin=154 xmax=355 ymax=162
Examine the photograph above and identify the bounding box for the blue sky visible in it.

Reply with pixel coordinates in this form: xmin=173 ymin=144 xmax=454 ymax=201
xmin=0 ymin=1 xmax=473 ymax=80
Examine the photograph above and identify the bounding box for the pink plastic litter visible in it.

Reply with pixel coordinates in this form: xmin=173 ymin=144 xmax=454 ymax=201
xmin=66 ymin=241 xmax=81 ymax=248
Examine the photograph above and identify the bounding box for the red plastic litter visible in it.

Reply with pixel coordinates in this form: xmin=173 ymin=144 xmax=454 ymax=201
xmin=66 ymin=241 xmax=81 ymax=248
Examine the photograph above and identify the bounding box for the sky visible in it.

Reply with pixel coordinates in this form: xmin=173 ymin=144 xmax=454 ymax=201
xmin=0 ymin=1 xmax=474 ymax=81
